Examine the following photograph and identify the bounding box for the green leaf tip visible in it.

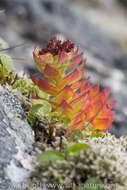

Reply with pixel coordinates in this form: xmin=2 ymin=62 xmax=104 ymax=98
xmin=0 ymin=54 xmax=14 ymax=73
xmin=37 ymin=150 xmax=64 ymax=162
xmin=66 ymin=143 xmax=90 ymax=156
xmin=77 ymin=178 xmax=101 ymax=190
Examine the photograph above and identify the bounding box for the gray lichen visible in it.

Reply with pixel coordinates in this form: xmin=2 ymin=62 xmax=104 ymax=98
xmin=0 ymin=85 xmax=35 ymax=190
xmin=32 ymin=133 xmax=127 ymax=190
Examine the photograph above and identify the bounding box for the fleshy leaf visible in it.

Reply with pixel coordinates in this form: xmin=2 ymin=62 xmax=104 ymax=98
xmin=57 ymin=51 xmax=68 ymax=64
xmin=28 ymin=104 xmax=44 ymax=116
xmin=71 ymin=77 xmax=90 ymax=92
xmin=65 ymin=143 xmax=90 ymax=156
xmin=57 ymin=100 xmax=73 ymax=118
xmin=52 ymin=85 xmax=73 ymax=105
xmin=69 ymin=53 xmax=84 ymax=67
xmin=67 ymin=130 xmax=84 ymax=141
xmin=83 ymin=178 xmax=102 ymax=190
xmin=43 ymin=64 xmax=60 ymax=79
xmin=30 ymin=74 xmax=39 ymax=86
xmin=40 ymin=53 xmax=53 ymax=62
xmin=59 ymin=117 xmax=71 ymax=125
xmin=58 ymin=68 xmax=83 ymax=89
xmin=37 ymin=150 xmax=64 ymax=162
xmin=27 ymin=104 xmax=43 ymax=126
xmin=38 ymin=78 xmax=59 ymax=96
xmin=32 ymin=99 xmax=51 ymax=115
xmin=0 ymin=54 xmax=14 ymax=73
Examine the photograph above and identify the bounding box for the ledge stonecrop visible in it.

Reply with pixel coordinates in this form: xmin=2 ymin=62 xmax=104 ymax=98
xmin=31 ymin=36 xmax=116 ymax=135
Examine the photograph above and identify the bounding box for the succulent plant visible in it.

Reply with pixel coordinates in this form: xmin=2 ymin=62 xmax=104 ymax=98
xmin=31 ymin=36 xmax=116 ymax=135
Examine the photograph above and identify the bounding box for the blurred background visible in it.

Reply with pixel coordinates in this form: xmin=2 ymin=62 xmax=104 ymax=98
xmin=0 ymin=0 xmax=127 ymax=137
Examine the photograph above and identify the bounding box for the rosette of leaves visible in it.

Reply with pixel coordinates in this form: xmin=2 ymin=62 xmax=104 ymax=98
xmin=30 ymin=36 xmax=116 ymax=136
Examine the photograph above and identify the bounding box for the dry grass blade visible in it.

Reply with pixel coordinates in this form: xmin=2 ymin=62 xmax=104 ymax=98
xmin=0 ymin=43 xmax=27 ymax=52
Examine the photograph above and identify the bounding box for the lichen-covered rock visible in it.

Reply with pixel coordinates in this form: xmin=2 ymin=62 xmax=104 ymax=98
xmin=0 ymin=85 xmax=35 ymax=190
xmin=32 ymin=133 xmax=127 ymax=190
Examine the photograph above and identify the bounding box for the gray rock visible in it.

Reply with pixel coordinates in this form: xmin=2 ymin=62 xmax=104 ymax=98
xmin=118 ymin=0 xmax=127 ymax=7
xmin=0 ymin=85 xmax=35 ymax=190
xmin=1 ymin=0 xmax=125 ymax=65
